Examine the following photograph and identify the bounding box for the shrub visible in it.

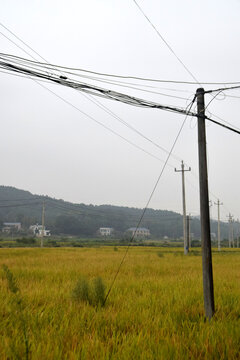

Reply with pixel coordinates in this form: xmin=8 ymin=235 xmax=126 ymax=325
xmin=16 ymin=237 xmax=36 ymax=245
xmin=157 ymin=252 xmax=164 ymax=258
xmin=71 ymin=277 xmax=89 ymax=303
xmin=71 ymin=276 xmax=105 ymax=307
xmin=91 ymin=277 xmax=105 ymax=307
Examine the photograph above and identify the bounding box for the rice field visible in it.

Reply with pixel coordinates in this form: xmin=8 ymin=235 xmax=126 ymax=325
xmin=0 ymin=246 xmax=240 ymax=359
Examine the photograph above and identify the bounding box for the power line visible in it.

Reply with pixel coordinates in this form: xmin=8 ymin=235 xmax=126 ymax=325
xmin=0 ymin=22 xmax=196 ymax=169
xmin=0 ymin=52 xmax=187 ymax=164
xmin=0 ymin=30 xmax=188 ymax=170
xmin=209 ymin=112 xmax=240 ymax=133
xmin=0 ymin=194 xmax=184 ymax=220
xmin=1 ymin=37 xmax=239 ymax=86
xmin=0 ymin=197 xmax=41 ymax=202
xmin=2 ymin=55 xmax=240 ymax=138
xmin=36 ymin=80 xmax=174 ymax=163
xmin=224 ymin=94 xmax=240 ymax=99
xmin=0 ymin=48 xmax=177 ymax=164
xmin=205 ymin=115 xmax=240 ymax=135
xmin=131 ymin=0 xmax=240 ymax=136
xmin=0 ymin=63 xmax=181 ymax=166
xmin=81 ymin=92 xmax=181 ymax=164
xmin=0 ymin=23 xmax=47 ymax=62
xmin=0 ymin=31 xmax=38 ymax=61
xmin=132 ymin=0 xmax=200 ymax=84
xmin=0 ymin=32 xmax=187 ymax=166
xmin=0 ymin=57 xmax=197 ymax=116
xmin=0 ymin=201 xmax=41 ymax=208
xmin=205 ymin=85 xmax=240 ymax=94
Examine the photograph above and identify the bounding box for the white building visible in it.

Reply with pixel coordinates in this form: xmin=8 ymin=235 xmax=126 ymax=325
xmin=2 ymin=222 xmax=21 ymax=233
xmin=29 ymin=224 xmax=51 ymax=237
xmin=127 ymin=227 xmax=150 ymax=238
xmin=99 ymin=227 xmax=114 ymax=236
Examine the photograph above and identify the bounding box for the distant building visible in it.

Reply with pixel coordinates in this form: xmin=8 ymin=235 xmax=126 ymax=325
xmin=127 ymin=227 xmax=150 ymax=238
xmin=29 ymin=224 xmax=51 ymax=237
xmin=99 ymin=227 xmax=114 ymax=236
xmin=2 ymin=222 xmax=21 ymax=233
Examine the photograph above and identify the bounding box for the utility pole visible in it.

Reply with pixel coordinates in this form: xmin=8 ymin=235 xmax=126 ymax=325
xmin=175 ymin=160 xmax=191 ymax=254
xmin=209 ymin=200 xmax=213 ymax=242
xmin=227 ymin=214 xmax=231 ymax=247
xmin=197 ymin=88 xmax=215 ymax=319
xmin=186 ymin=214 xmax=192 ymax=251
xmin=41 ymin=200 xmax=45 ymax=248
xmin=214 ymin=199 xmax=223 ymax=251
xmin=232 ymin=218 xmax=235 ymax=248
xmin=209 ymin=200 xmax=213 ymax=221
xmin=227 ymin=213 xmax=234 ymax=248
xmin=237 ymin=219 xmax=240 ymax=248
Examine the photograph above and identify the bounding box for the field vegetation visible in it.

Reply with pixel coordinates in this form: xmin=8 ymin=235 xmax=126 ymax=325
xmin=1 ymin=247 xmax=240 ymax=359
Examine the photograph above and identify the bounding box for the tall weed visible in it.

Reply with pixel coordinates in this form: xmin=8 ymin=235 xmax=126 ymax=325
xmin=71 ymin=276 xmax=90 ymax=303
xmin=72 ymin=276 xmax=105 ymax=307
xmin=2 ymin=264 xmax=30 ymax=360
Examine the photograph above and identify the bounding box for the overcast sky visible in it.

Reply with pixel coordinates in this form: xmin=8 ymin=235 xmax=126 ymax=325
xmin=1 ymin=0 xmax=240 ymax=222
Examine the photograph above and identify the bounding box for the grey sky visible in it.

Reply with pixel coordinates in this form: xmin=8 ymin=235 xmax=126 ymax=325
xmin=1 ymin=0 xmax=240 ymax=222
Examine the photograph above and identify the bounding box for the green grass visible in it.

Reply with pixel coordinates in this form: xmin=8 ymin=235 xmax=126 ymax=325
xmin=0 ymin=247 xmax=240 ymax=359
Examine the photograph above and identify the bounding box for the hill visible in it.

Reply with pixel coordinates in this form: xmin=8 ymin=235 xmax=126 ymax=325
xmin=0 ymin=185 xmax=229 ymax=239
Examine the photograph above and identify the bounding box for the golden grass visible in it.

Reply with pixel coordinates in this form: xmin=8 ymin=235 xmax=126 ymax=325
xmin=0 ymin=247 xmax=240 ymax=359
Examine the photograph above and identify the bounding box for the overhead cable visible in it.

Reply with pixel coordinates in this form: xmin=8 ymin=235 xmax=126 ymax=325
xmin=205 ymin=116 xmax=240 ymax=135
xmin=132 ymin=0 xmax=200 ymax=84
xmin=1 ymin=54 xmax=240 ymax=138
xmin=0 ymin=57 xmax=196 ymax=117
xmin=2 ymin=51 xmax=240 ymax=139
xmin=205 ymin=85 xmax=240 ymax=94
xmin=0 ymin=23 xmax=47 ymax=63
xmin=1 ymin=49 xmax=239 ymax=86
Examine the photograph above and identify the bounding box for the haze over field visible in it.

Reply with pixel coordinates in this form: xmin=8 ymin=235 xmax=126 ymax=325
xmin=1 ymin=0 xmax=240 ymax=220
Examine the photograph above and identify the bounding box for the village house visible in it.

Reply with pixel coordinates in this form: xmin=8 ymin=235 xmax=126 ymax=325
xmin=127 ymin=227 xmax=150 ymax=238
xmin=99 ymin=227 xmax=114 ymax=236
xmin=2 ymin=222 xmax=21 ymax=233
xmin=29 ymin=224 xmax=51 ymax=237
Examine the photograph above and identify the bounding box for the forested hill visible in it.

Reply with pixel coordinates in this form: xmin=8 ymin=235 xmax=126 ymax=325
xmin=0 ymin=186 xmax=228 ymax=238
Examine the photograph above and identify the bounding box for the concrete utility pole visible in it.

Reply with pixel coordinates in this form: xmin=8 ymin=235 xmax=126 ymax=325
xmin=175 ymin=160 xmax=191 ymax=254
xmin=227 ymin=213 xmax=234 ymax=248
xmin=209 ymin=200 xmax=213 ymax=242
xmin=209 ymin=200 xmax=213 ymax=221
xmin=197 ymin=88 xmax=215 ymax=320
xmin=214 ymin=199 xmax=223 ymax=251
xmin=232 ymin=218 xmax=235 ymax=248
xmin=237 ymin=219 xmax=240 ymax=248
xmin=186 ymin=214 xmax=192 ymax=251
xmin=41 ymin=200 xmax=45 ymax=248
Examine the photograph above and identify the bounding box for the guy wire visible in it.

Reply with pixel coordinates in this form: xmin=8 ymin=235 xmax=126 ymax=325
xmin=103 ymin=95 xmax=196 ymax=305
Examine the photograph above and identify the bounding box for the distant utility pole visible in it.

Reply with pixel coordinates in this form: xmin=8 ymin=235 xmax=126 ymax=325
xmin=41 ymin=200 xmax=45 ymax=248
xmin=186 ymin=214 xmax=192 ymax=251
xmin=209 ymin=200 xmax=213 ymax=241
xmin=232 ymin=218 xmax=235 ymax=248
xmin=175 ymin=160 xmax=191 ymax=255
xmin=237 ymin=219 xmax=240 ymax=248
xmin=209 ymin=200 xmax=213 ymax=221
xmin=227 ymin=213 xmax=234 ymax=248
xmin=197 ymin=88 xmax=215 ymax=320
xmin=214 ymin=199 xmax=223 ymax=251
